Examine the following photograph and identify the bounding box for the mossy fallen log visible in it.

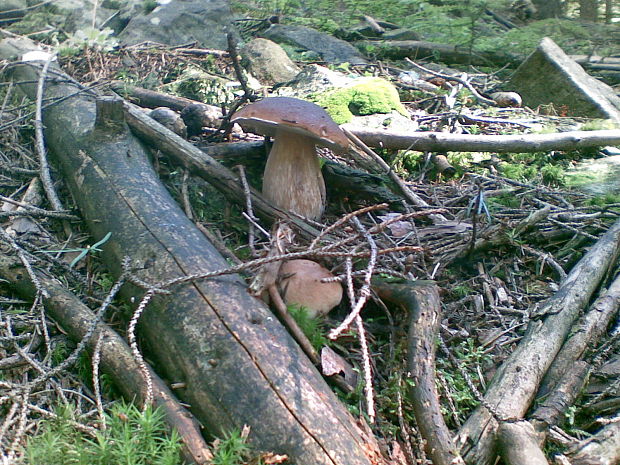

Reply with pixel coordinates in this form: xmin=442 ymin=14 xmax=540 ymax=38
xmin=2 ymin=49 xmax=380 ymax=465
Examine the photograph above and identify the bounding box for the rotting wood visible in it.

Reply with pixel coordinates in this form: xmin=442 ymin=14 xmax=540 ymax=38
xmin=0 ymin=252 xmax=213 ymax=465
xmin=3 ymin=53 xmax=381 ymax=465
xmin=373 ymin=278 xmax=465 ymax=465
xmin=456 ymin=217 xmax=620 ymax=465
xmin=431 ymin=153 xmax=455 ymax=176
xmin=538 ymin=272 xmax=620 ymax=397
xmin=531 ymin=361 xmax=590 ymax=432
xmin=566 ymin=421 xmax=620 ymax=465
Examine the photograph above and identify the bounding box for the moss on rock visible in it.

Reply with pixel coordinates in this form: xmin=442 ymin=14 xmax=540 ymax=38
xmin=316 ymin=77 xmax=408 ymax=124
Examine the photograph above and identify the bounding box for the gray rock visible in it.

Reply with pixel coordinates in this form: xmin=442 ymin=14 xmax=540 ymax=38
xmin=118 ymin=0 xmax=235 ymax=50
xmin=45 ymin=0 xmax=120 ymax=34
xmin=262 ymin=24 xmax=367 ymax=65
xmin=566 ymin=155 xmax=620 ymax=195
xmin=273 ymin=64 xmax=355 ymax=98
xmin=0 ymin=37 xmax=40 ymax=61
xmin=180 ymin=103 xmax=223 ymax=137
xmin=509 ymin=37 xmax=620 ymax=122
xmin=241 ymin=38 xmax=301 ymax=86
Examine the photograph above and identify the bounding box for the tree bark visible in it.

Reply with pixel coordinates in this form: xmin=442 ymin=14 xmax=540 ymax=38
xmin=3 ymin=54 xmax=380 ymax=465
xmin=567 ymin=422 xmax=620 ymax=465
xmin=497 ymin=421 xmax=549 ymax=465
xmin=579 ymin=0 xmax=599 ymax=21
xmin=538 ymin=272 xmax=620 ymax=397
xmin=532 ymin=0 xmax=564 ymax=19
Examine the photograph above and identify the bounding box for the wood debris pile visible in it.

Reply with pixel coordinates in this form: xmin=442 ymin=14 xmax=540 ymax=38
xmin=1 ymin=43 xmax=620 ymax=465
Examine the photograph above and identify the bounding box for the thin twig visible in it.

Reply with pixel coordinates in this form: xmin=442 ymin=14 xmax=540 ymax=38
xmin=405 ymin=58 xmax=496 ymax=106
xmin=309 ymin=203 xmax=388 ymax=249
xmin=328 ymin=217 xmax=378 ymax=339
xmin=34 ymin=54 xmax=63 ymax=211
xmin=236 ymin=164 xmax=259 ymax=255
xmin=343 ymin=128 xmax=447 ymax=224
xmin=127 ymin=289 xmax=155 ymax=410
xmin=92 ymin=332 xmax=106 ymax=428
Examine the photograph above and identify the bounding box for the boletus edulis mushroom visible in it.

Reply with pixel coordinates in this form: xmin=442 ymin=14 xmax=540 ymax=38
xmin=279 ymin=259 xmax=343 ymax=318
xmin=231 ymin=97 xmax=350 ymax=220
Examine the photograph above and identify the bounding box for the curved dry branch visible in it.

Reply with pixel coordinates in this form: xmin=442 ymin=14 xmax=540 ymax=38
xmin=373 ymin=279 xmax=464 ymax=465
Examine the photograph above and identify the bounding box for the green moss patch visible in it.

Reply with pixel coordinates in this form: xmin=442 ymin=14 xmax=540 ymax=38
xmin=316 ymin=77 xmax=408 ymax=124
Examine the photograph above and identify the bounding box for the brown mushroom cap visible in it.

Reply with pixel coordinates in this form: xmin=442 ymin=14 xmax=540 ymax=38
xmin=230 ymin=97 xmax=350 ymax=152
xmin=279 ymin=259 xmax=343 ymax=318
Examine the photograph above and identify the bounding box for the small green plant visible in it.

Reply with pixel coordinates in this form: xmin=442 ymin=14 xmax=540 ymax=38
xmin=24 ymin=402 xmax=182 ymax=465
xmin=288 ymin=305 xmax=328 ymax=350
xmin=486 ymin=193 xmax=522 ymax=210
xmin=392 ymin=150 xmax=423 ymax=177
xmin=211 ymin=429 xmax=252 ymax=465
xmin=375 ymin=372 xmax=416 ymax=436
xmin=580 ymin=119 xmax=618 ymax=131
xmin=452 ymin=284 xmax=474 ymax=299
xmin=540 ymin=163 xmax=565 ymax=186
xmin=499 ymin=162 xmax=537 ymax=181
xmin=59 ymin=28 xmax=118 ymax=55
xmin=447 ymin=152 xmax=474 ymax=174
xmin=437 ymin=338 xmax=492 ymax=426
xmin=587 ymin=193 xmax=620 ymax=206
xmin=42 ymin=232 xmax=112 ymax=268
xmin=50 ymin=339 xmax=71 ymax=365
xmin=143 ymin=0 xmax=158 ymax=14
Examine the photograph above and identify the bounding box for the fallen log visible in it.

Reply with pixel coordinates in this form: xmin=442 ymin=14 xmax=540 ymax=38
xmin=565 ymin=422 xmax=620 ymax=465
xmin=357 ymin=39 xmax=520 ymax=66
xmin=344 ymin=127 xmax=620 ymax=153
xmin=497 ymin=421 xmax=549 ymax=465
xmin=110 ymin=82 xmax=620 ymax=157
xmin=456 ymin=217 xmax=620 ymax=465
xmin=538 ymin=272 xmax=620 ymax=397
xmin=0 ymin=253 xmax=213 ymax=465
xmin=2 ymin=48 xmax=381 ymax=465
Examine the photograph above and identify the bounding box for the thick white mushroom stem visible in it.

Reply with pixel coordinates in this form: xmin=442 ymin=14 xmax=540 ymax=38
xmin=262 ymin=128 xmax=326 ymax=220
